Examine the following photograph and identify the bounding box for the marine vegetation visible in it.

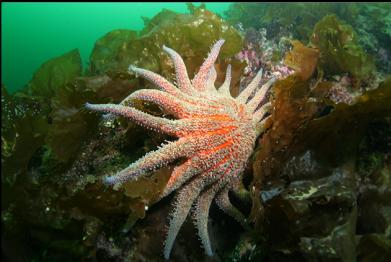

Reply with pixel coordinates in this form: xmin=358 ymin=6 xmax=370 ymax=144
xmin=224 ymin=3 xmax=361 ymax=41
xmin=224 ymin=3 xmax=391 ymax=72
xmin=310 ymin=14 xmax=375 ymax=85
xmin=86 ymin=39 xmax=275 ymax=259
xmin=2 ymin=3 xmax=391 ymax=261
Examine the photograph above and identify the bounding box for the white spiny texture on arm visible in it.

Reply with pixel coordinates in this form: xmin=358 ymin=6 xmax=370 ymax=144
xmin=237 ymin=68 xmax=263 ymax=103
xmin=162 ymin=45 xmax=195 ymax=95
xmin=192 ymin=39 xmax=225 ymax=91
xmin=218 ymin=64 xmax=232 ymax=96
xmin=247 ymin=77 xmax=276 ymax=112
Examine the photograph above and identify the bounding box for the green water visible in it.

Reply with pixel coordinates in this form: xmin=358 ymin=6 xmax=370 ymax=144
xmin=1 ymin=2 xmax=232 ymax=93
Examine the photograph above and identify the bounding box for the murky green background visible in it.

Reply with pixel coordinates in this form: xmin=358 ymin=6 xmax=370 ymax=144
xmin=2 ymin=2 xmax=232 ymax=93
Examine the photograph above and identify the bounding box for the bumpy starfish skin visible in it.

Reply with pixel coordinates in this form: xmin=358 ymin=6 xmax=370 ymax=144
xmin=86 ymin=39 xmax=274 ymax=259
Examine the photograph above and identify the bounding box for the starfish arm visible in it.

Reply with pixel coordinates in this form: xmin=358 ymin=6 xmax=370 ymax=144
xmin=164 ymin=178 xmax=206 ymax=260
xmin=85 ymin=103 xmax=179 ymax=136
xmin=162 ymin=45 xmax=195 ymax=95
xmin=253 ymin=101 xmax=272 ymax=123
xmin=218 ymin=64 xmax=232 ymax=96
xmin=192 ymin=154 xmax=244 ymax=257
xmin=246 ymin=77 xmax=276 ymax=112
xmin=104 ymin=138 xmax=190 ymax=186
xmin=128 ymin=65 xmax=222 ymax=108
xmin=205 ymin=65 xmax=217 ymax=93
xmin=192 ymin=39 xmax=225 ymax=91
xmin=129 ymin=89 xmax=227 ymax=119
xmin=193 ymin=179 xmax=228 ymax=256
xmin=128 ymin=65 xmax=180 ymax=96
xmin=160 ymin=159 xmax=197 ymax=198
xmin=160 ymin=140 xmax=233 ymax=198
xmin=174 ymin=118 xmax=236 ymax=137
xmin=255 ymin=115 xmax=271 ymax=136
xmin=215 ymin=185 xmax=249 ymax=229
xmin=107 ymin=129 xmax=238 ymax=188
xmin=125 ymin=89 xmax=192 ymax=118
xmin=85 ymin=38 xmax=269 ymax=258
xmin=164 ymin=157 xmax=232 ymax=259
xmin=237 ymin=68 xmax=263 ymax=103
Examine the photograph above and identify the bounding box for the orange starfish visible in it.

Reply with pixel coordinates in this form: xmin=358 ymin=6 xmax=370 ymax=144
xmin=86 ymin=39 xmax=274 ymax=259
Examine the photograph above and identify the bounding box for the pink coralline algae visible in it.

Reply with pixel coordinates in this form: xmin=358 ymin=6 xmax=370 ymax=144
xmin=86 ymin=39 xmax=274 ymax=259
xmin=235 ymin=28 xmax=271 ymax=79
xmin=235 ymin=28 xmax=294 ymax=92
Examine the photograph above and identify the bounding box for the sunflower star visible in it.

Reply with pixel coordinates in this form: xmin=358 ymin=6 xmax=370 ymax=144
xmin=85 ymin=39 xmax=274 ymax=259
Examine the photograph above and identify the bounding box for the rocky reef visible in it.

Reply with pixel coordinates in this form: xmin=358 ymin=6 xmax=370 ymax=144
xmin=2 ymin=3 xmax=390 ymax=261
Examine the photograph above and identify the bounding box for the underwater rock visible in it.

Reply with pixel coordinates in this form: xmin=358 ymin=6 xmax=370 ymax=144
xmin=2 ymin=48 xmax=88 ymax=170
xmin=248 ymin=75 xmax=391 ymax=260
xmin=225 ymin=3 xmax=391 ymax=75
xmin=45 ymin=81 xmax=100 ymax=163
xmin=355 ymin=118 xmax=391 ymax=261
xmin=264 ymin=159 xmax=358 ymax=261
xmin=2 ymin=51 xmax=148 ymax=260
xmin=224 ymin=3 xmax=360 ymax=42
xmin=327 ymin=76 xmax=357 ymax=105
xmin=3 ymin=3 xmax=391 ymax=261
xmin=355 ymin=4 xmax=391 ymax=72
xmin=46 ymin=73 xmax=139 ymax=163
xmin=356 ymin=234 xmax=391 ymax=262
xmin=1 ymin=86 xmax=49 ymax=183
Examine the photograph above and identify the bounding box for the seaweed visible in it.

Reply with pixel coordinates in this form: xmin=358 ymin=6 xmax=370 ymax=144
xmin=45 ymin=82 xmax=99 ymax=163
xmin=1 ymin=49 xmax=87 ymax=177
xmin=224 ymin=3 xmax=360 ymax=41
xmin=225 ymin=3 xmax=391 ymax=74
xmin=3 ymin=3 xmax=389 ymax=261
xmin=89 ymin=30 xmax=138 ymax=75
xmin=284 ymin=40 xmax=319 ymax=81
xmin=28 ymin=49 xmax=82 ymax=100
xmin=248 ymin=75 xmax=391 ymax=260
xmin=310 ymin=14 xmax=376 ymax=84
xmin=89 ymin=3 xmax=245 ymax=90
xmin=1 ymin=86 xmax=49 ymax=184
xmin=1 ymin=6 xmax=248 ymax=261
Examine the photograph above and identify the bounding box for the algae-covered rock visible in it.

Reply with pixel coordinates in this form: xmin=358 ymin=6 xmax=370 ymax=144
xmin=89 ymin=30 xmax=138 ymax=74
xmin=225 ymin=3 xmax=391 ymax=74
xmin=46 ymin=73 xmax=141 ymax=164
xmin=45 ymin=82 xmax=100 ymax=164
xmin=311 ymin=15 xmax=375 ymax=84
xmin=1 ymin=86 xmax=49 ymax=183
xmin=89 ymin=4 xmax=244 ymax=89
xmin=225 ymin=3 xmax=360 ymax=42
xmin=4 ymin=3 xmax=390 ymax=261
xmin=1 ymin=85 xmax=16 ymax=159
xmin=28 ymin=49 xmax=82 ymax=99
xmin=2 ymin=49 xmax=87 ymax=175
xmin=1 ymin=5 xmax=244 ymax=262
xmin=248 ymin=75 xmax=391 ymax=260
